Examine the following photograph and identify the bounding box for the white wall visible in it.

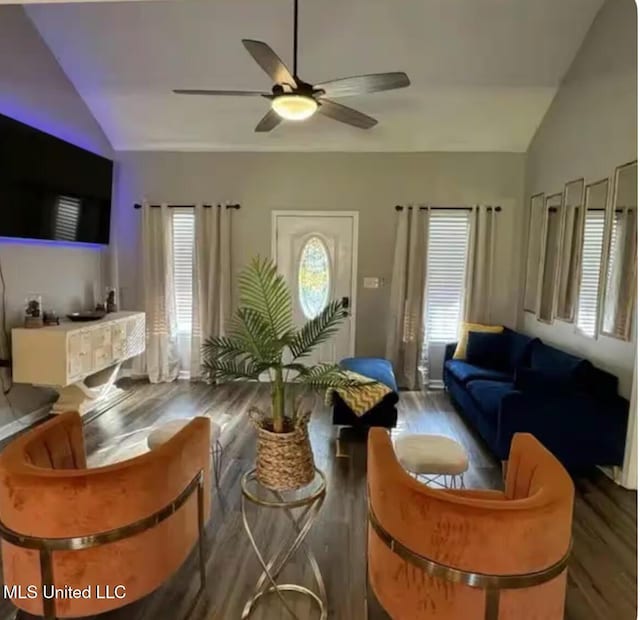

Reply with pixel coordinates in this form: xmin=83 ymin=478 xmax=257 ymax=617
xmin=0 ymin=6 xmax=113 ymax=429
xmin=522 ymin=0 xmax=637 ymax=399
xmin=113 ymin=150 xmax=525 ymax=360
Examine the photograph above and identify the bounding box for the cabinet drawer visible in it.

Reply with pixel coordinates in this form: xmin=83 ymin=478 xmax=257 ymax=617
xmin=111 ymin=322 xmax=126 ymax=359
xmin=93 ymin=348 xmax=111 ymax=369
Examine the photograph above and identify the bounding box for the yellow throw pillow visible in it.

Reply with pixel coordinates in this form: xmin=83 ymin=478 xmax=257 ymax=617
xmin=453 ymin=322 xmax=504 ymax=360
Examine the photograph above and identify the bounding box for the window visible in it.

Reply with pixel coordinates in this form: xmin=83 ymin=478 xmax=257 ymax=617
xmin=298 ymin=236 xmax=330 ymax=319
xmin=424 ymin=211 xmax=471 ymax=343
xmin=576 ymin=210 xmax=605 ymax=337
xmin=172 ymin=210 xmax=195 ymax=333
xmin=54 ymin=195 xmax=81 ymax=241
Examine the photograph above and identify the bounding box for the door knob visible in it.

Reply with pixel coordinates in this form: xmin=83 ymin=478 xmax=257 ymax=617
xmin=341 ymin=296 xmax=350 ymax=309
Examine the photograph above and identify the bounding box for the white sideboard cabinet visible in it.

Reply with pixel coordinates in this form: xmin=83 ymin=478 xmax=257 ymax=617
xmin=12 ymin=311 xmax=145 ymax=415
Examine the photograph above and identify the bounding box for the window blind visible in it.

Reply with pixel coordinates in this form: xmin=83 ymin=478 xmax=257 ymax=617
xmin=172 ymin=210 xmax=195 ymax=334
xmin=424 ymin=211 xmax=470 ymax=344
xmin=54 ymin=195 xmax=81 ymax=241
xmin=576 ymin=210 xmax=605 ymax=337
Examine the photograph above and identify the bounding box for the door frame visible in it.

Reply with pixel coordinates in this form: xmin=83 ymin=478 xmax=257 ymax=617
xmin=271 ymin=210 xmax=359 ymax=358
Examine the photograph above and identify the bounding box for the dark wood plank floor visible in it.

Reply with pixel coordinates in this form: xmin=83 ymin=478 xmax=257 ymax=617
xmin=1 ymin=381 xmax=636 ymax=619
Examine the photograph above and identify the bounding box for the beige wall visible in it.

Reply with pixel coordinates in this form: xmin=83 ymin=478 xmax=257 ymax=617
xmin=114 ymin=151 xmax=525 ymax=358
xmin=521 ymin=0 xmax=637 ymax=399
xmin=0 ymin=6 xmax=113 ymax=430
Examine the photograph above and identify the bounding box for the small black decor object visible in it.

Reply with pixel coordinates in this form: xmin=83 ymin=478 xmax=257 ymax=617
xmin=105 ymin=288 xmax=117 ymax=313
xmin=67 ymin=311 xmax=106 ymax=322
xmin=43 ymin=310 xmax=60 ymax=326
xmin=24 ymin=295 xmax=43 ymax=328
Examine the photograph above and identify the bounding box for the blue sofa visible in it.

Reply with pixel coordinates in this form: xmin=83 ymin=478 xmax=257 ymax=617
xmin=443 ymin=328 xmax=629 ymax=470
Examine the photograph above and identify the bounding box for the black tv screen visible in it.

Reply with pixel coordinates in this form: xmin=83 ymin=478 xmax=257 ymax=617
xmin=0 ymin=113 xmax=113 ymax=245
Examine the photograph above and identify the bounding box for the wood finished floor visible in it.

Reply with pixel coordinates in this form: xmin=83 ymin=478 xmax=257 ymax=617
xmin=2 ymin=381 xmax=636 ymax=620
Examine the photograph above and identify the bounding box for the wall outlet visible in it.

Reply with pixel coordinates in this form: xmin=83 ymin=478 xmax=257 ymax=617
xmin=363 ymin=277 xmax=381 ymax=289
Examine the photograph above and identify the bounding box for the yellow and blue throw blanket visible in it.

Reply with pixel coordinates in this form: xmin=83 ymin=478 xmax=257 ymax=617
xmin=325 ymin=371 xmax=392 ymax=417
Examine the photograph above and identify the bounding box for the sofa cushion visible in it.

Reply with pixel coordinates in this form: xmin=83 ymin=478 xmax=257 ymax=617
xmin=587 ymin=366 xmax=619 ymax=400
xmin=445 ymin=360 xmax=511 ymax=385
xmin=530 ymin=341 xmax=591 ymax=377
xmin=514 ymin=367 xmax=575 ymax=395
xmin=503 ymin=329 xmax=538 ymax=370
xmin=466 ymin=331 xmax=509 ymax=370
xmin=466 ymin=379 xmax=514 ymax=421
xmin=453 ymin=322 xmax=504 ymax=359
xmin=340 ymin=357 xmax=398 ymax=393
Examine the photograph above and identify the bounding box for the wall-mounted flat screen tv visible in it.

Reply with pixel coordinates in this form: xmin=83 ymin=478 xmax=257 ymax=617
xmin=0 ymin=113 xmax=112 ymax=245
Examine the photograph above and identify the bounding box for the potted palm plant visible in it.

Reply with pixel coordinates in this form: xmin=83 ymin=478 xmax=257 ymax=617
xmin=202 ymin=257 xmax=359 ymax=491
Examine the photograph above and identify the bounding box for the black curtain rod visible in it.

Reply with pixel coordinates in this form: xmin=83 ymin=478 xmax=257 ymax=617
xmin=395 ymin=205 xmax=502 ymax=212
xmin=134 ymin=203 xmax=240 ymax=210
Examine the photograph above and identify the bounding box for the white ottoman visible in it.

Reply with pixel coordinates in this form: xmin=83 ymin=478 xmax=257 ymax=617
xmin=148 ymin=419 xmax=224 ymax=504
xmin=394 ymin=434 xmax=468 ymax=489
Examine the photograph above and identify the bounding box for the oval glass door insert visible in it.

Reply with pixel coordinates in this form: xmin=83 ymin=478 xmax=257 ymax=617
xmin=298 ymin=236 xmax=330 ymax=319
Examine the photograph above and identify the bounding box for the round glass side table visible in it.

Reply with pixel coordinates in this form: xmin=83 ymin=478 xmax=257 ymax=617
xmin=240 ymin=467 xmax=328 ymax=619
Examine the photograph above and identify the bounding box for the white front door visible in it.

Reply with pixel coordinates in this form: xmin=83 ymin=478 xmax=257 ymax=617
xmin=273 ymin=212 xmax=358 ymax=364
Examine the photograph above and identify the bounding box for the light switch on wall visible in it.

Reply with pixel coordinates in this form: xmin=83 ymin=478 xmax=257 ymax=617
xmin=363 ymin=277 xmax=381 ymax=289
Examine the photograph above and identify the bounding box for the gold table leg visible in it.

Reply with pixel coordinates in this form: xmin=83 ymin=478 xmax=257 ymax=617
xmin=240 ymin=468 xmax=328 ymax=619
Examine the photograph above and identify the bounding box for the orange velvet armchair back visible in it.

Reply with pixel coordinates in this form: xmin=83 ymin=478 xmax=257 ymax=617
xmin=367 ymin=428 xmax=574 ymax=620
xmin=0 ymin=411 xmax=211 ymax=618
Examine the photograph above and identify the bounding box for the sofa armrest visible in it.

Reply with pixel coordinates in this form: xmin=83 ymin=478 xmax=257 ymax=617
xmin=444 ymin=342 xmax=457 ymax=363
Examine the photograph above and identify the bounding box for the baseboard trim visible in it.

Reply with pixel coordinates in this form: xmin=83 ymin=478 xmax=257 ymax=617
xmin=0 ymin=404 xmax=52 ymax=442
xmin=598 ymin=465 xmax=635 ymax=489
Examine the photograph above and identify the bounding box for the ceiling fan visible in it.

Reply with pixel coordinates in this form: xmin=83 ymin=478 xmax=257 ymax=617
xmin=173 ymin=0 xmax=410 ymax=132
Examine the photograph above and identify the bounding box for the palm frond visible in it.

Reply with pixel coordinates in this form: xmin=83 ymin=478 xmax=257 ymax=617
xmin=202 ymin=358 xmax=266 ymax=383
xmin=282 ymin=362 xmax=312 ymax=378
xmin=287 ymin=300 xmax=344 ymax=360
xmin=294 ymin=363 xmax=366 ymax=390
xmin=228 ymin=307 xmax=281 ymax=363
xmin=202 ymin=336 xmax=249 ymax=362
xmin=238 ymin=257 xmax=293 ymax=340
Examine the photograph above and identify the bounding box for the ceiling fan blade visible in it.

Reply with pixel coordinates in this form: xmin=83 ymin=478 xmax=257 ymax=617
xmin=315 ymin=72 xmax=410 ymax=98
xmin=317 ymin=99 xmax=377 ymax=129
xmin=242 ymin=39 xmax=295 ymax=87
xmin=255 ymin=109 xmax=282 ymax=133
xmin=173 ymin=89 xmax=270 ymax=97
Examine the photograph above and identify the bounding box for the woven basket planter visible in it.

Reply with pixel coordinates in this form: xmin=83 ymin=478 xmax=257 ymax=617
xmin=252 ymin=412 xmax=315 ymax=491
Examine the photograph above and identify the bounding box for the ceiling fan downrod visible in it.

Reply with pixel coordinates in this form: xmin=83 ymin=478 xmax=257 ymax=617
xmin=293 ymin=0 xmax=299 ymax=79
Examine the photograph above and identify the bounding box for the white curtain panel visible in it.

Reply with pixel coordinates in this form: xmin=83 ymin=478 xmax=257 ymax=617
xmin=141 ymin=203 xmax=180 ymax=383
xmin=464 ymin=206 xmax=497 ymax=324
xmin=385 ymin=207 xmax=429 ymax=390
xmin=190 ymin=204 xmax=232 ymax=379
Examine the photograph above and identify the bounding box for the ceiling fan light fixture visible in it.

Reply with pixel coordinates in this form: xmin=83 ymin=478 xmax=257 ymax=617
xmin=271 ymin=94 xmax=318 ymax=121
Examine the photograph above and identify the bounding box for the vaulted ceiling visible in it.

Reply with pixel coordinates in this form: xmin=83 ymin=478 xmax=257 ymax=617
xmin=24 ymin=0 xmax=604 ymax=152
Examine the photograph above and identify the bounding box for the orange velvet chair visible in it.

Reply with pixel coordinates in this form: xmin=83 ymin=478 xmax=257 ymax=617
xmin=367 ymin=429 xmax=574 ymax=620
xmin=0 ymin=411 xmax=212 ymax=619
